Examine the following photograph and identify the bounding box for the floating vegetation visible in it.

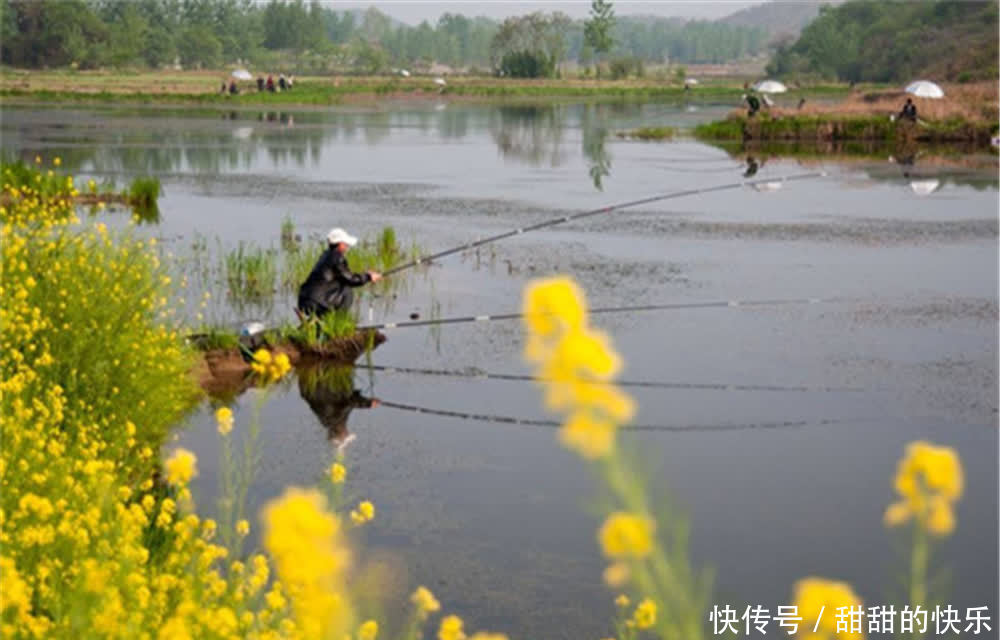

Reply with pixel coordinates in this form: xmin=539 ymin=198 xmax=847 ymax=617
xmin=618 ymin=126 xmax=676 ymax=140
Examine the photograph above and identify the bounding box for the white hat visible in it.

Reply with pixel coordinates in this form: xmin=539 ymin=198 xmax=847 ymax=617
xmin=326 ymin=227 xmax=357 ymax=247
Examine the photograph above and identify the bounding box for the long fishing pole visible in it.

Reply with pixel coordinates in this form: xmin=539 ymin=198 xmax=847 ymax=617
xmin=377 ymin=399 xmax=850 ymax=433
xmin=382 ymin=171 xmax=826 ymax=277
xmin=357 ymin=296 xmax=831 ymax=330
xmin=362 ymin=363 xmax=866 ymax=394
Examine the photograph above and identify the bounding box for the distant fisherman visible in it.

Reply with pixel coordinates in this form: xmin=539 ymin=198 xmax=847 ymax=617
xmin=898 ymin=97 xmax=917 ymax=123
xmin=297 ymin=228 xmax=382 ymax=318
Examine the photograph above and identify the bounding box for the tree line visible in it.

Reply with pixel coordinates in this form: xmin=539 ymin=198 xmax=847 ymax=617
xmin=767 ymin=0 xmax=999 ymax=83
xmin=0 ymin=0 xmax=767 ymax=73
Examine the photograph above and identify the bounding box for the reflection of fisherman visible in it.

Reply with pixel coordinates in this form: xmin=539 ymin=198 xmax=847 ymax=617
xmin=743 ymin=156 xmax=759 ymax=178
xmin=297 ymin=228 xmax=382 ymax=318
xmin=298 ymin=373 xmax=378 ymax=452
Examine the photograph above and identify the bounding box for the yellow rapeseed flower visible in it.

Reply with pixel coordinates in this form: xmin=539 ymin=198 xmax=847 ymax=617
xmin=330 ymin=462 xmax=346 ymax=484
xmin=599 ymin=512 xmax=654 ymax=559
xmin=615 ymin=594 xmax=630 ymax=608
xmin=884 ymin=441 xmax=964 ymax=537
xmin=165 ymin=449 xmax=197 ymax=486
xmin=215 ymin=407 xmax=234 ymax=435
xmin=792 ymin=577 xmax=864 ymax=640
xmin=438 ymin=615 xmax=465 ymax=640
xmin=411 ymin=586 xmax=441 ymax=618
xmin=359 ymin=619 xmax=379 ymax=640
xmin=236 ymin=520 xmax=250 ymax=536
xmin=632 ymin=598 xmax=657 ymax=629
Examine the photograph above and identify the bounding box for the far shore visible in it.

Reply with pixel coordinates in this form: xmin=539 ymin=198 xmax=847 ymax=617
xmin=0 ymin=68 xmax=854 ymax=107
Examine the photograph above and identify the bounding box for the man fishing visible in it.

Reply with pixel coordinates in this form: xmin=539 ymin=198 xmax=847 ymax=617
xmin=297 ymin=227 xmax=382 ymax=318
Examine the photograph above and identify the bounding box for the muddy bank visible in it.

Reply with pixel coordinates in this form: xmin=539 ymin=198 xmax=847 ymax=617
xmin=193 ymin=330 xmax=386 ymax=394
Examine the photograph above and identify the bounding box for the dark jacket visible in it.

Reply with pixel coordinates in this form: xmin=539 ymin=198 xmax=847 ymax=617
xmin=298 ymin=246 xmax=370 ymax=311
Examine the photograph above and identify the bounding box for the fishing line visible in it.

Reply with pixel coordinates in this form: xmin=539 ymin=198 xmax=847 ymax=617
xmin=377 ymin=399 xmax=850 ymax=433
xmin=361 ymin=363 xmax=866 ymax=394
xmin=382 ymin=171 xmax=827 ymax=276
xmin=358 ymin=296 xmax=832 ymax=331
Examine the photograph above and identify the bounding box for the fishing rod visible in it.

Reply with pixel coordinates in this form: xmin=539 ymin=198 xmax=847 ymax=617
xmin=357 ymin=296 xmax=831 ymax=331
xmin=377 ymin=399 xmax=850 ymax=434
xmin=382 ymin=170 xmax=826 ymax=277
xmin=361 ymin=363 xmax=867 ymax=394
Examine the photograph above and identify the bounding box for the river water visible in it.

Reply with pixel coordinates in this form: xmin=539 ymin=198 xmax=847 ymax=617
xmin=3 ymin=101 xmax=997 ymax=638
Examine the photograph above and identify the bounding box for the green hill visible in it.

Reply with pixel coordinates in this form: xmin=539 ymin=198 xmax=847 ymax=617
xmin=767 ymin=0 xmax=999 ymax=82
xmin=719 ymin=1 xmax=844 ymax=38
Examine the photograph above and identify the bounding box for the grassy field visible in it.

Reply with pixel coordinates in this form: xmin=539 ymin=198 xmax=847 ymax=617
xmin=0 ymin=68 xmax=852 ymax=105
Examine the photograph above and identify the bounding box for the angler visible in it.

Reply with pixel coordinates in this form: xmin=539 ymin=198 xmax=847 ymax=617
xmin=297 ymin=227 xmax=382 ymax=318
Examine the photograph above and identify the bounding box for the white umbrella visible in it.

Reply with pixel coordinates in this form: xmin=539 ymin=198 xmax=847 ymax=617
xmin=433 ymin=77 xmax=447 ymax=87
xmin=909 ymin=179 xmax=941 ymax=196
xmin=753 ymin=80 xmax=788 ymax=94
xmin=684 ymin=78 xmax=699 ymax=86
xmin=231 ymin=69 xmax=253 ymax=81
xmin=905 ymin=80 xmax=944 ymax=99
xmin=399 ymin=69 xmax=411 ymax=77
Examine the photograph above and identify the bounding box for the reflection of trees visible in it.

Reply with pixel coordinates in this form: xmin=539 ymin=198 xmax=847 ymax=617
xmin=581 ymin=103 xmax=612 ymax=191
xmin=489 ymin=105 xmax=566 ymax=166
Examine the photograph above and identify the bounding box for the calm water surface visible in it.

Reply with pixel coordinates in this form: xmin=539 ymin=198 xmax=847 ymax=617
xmin=3 ymin=101 xmax=997 ymax=638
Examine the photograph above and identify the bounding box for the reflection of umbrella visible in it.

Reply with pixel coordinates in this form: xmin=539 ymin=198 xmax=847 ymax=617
xmin=905 ymin=80 xmax=944 ymax=99
xmin=232 ymin=126 xmax=253 ymax=140
xmin=433 ymin=77 xmax=447 ymax=86
xmin=231 ymin=69 xmax=253 ymax=81
xmin=752 ymin=181 xmax=783 ymax=192
xmin=910 ymin=179 xmax=941 ymax=196
xmin=753 ymin=80 xmax=788 ymax=93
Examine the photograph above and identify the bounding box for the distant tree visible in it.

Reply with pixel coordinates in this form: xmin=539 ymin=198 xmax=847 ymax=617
xmin=108 ymin=4 xmax=149 ymax=67
xmin=584 ymin=0 xmax=614 ymax=75
xmin=178 ymin=24 xmax=221 ymax=68
xmin=490 ymin=12 xmax=570 ymax=77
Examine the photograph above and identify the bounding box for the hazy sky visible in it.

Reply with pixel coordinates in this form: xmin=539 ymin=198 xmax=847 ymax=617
xmin=332 ymin=1 xmax=767 ymax=25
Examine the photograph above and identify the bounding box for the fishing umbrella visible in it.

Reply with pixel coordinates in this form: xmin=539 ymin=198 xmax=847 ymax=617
xmin=231 ymin=69 xmax=253 ymax=81
xmin=433 ymin=77 xmax=447 ymax=87
xmin=684 ymin=78 xmax=699 ymax=86
xmin=753 ymin=80 xmax=788 ymax=94
xmin=904 ymin=80 xmax=944 ymax=99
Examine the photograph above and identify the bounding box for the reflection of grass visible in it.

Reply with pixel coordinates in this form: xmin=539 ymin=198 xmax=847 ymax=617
xmin=296 ymin=363 xmax=355 ymax=397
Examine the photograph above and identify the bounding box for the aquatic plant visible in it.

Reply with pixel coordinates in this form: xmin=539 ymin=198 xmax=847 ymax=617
xmin=224 ymin=241 xmax=278 ymax=300
xmin=127 ymin=176 xmax=161 ymax=223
